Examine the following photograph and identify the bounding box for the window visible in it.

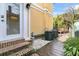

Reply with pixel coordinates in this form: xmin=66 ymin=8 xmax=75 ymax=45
xmin=7 ymin=3 xmax=20 ymax=35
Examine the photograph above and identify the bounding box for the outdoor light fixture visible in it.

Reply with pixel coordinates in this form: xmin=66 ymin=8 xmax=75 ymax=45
xmin=26 ymin=3 xmax=31 ymax=9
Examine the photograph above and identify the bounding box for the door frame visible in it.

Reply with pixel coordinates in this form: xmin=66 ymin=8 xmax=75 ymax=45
xmin=0 ymin=4 xmax=6 ymax=41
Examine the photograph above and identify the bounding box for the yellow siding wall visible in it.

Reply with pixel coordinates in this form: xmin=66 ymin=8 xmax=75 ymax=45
xmin=30 ymin=8 xmax=45 ymax=35
xmin=30 ymin=3 xmax=53 ymax=35
xmin=44 ymin=13 xmax=53 ymax=31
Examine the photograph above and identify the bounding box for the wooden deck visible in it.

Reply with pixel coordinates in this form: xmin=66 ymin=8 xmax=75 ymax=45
xmin=48 ymin=39 xmax=64 ymax=56
xmin=36 ymin=33 xmax=69 ymax=56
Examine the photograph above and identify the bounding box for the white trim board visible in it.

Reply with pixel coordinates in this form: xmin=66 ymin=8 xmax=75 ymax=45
xmin=31 ymin=3 xmax=53 ymax=16
xmin=23 ymin=4 xmax=31 ymax=40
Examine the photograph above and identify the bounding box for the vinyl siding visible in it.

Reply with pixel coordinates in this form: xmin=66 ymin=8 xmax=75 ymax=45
xmin=30 ymin=3 xmax=53 ymax=35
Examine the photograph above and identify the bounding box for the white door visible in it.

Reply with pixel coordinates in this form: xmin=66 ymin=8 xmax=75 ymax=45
xmin=0 ymin=4 xmax=6 ymax=40
xmin=0 ymin=3 xmax=23 ymax=41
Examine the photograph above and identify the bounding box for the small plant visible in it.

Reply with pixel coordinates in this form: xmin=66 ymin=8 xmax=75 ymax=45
xmin=64 ymin=37 xmax=79 ymax=56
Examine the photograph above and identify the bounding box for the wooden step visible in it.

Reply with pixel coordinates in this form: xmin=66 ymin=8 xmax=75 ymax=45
xmin=0 ymin=41 xmax=31 ymax=55
xmin=0 ymin=39 xmax=25 ymax=49
xmin=9 ymin=47 xmax=32 ymax=56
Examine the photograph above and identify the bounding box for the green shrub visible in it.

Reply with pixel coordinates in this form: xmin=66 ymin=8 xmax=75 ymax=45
xmin=64 ymin=37 xmax=79 ymax=56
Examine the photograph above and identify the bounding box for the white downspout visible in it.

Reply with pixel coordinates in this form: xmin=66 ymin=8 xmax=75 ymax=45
xmin=23 ymin=4 xmax=31 ymax=40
